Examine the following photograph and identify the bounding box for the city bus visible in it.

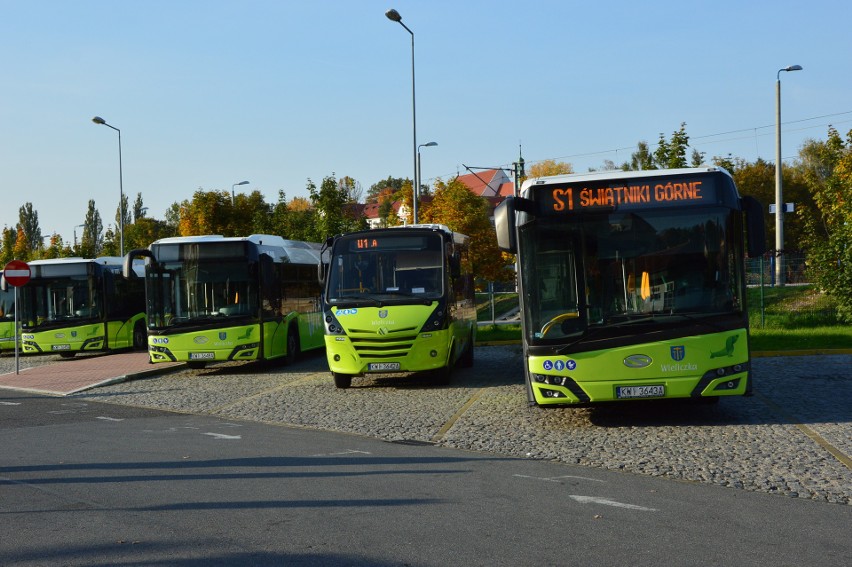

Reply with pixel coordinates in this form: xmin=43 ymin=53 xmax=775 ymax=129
xmin=14 ymin=257 xmax=147 ymax=356
xmin=494 ymin=167 xmax=766 ymax=406
xmin=0 ymin=283 xmax=16 ymax=352
xmin=320 ymin=224 xmax=476 ymax=388
xmin=124 ymin=234 xmax=324 ymax=367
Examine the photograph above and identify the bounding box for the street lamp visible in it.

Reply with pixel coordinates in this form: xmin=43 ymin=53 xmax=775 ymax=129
xmin=774 ymin=64 xmax=803 ymax=287
xmin=91 ymin=116 xmax=125 ymax=256
xmin=417 ymin=141 xmax=437 ymax=222
xmin=231 ymin=180 xmax=250 ymax=205
xmin=385 ymin=8 xmax=418 ymax=223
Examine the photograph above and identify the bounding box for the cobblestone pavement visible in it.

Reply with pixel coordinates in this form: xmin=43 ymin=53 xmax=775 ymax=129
xmin=6 ymin=346 xmax=850 ymax=505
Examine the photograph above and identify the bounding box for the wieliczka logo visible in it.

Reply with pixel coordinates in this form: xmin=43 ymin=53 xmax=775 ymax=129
xmin=670 ymin=346 xmax=685 ymax=361
xmin=378 ymin=309 xmax=388 ymax=319
xmin=219 ymin=332 xmax=227 ymax=340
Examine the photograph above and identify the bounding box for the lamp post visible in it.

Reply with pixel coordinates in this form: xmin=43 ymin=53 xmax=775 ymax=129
xmin=416 ymin=142 xmax=437 ymax=224
xmin=774 ymin=64 xmax=802 ymax=287
xmin=231 ymin=180 xmax=250 ymax=205
xmin=91 ymin=116 xmax=124 ymax=256
xmin=385 ymin=8 xmax=418 ymax=223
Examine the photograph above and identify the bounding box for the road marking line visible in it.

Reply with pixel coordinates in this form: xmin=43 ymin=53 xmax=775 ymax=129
xmin=755 ymin=391 xmax=852 ymax=470
xmin=0 ymin=401 xmax=22 ymax=405
xmin=431 ymin=389 xmax=484 ymax=443
xmin=96 ymin=416 xmax=124 ymax=421
xmin=514 ymin=474 xmax=605 ymax=483
xmin=203 ymin=432 xmax=241 ymax=440
xmin=569 ymin=495 xmax=657 ymax=511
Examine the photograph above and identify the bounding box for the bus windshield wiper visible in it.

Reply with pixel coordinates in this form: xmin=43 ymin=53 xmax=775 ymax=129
xmin=330 ymin=295 xmax=383 ymax=307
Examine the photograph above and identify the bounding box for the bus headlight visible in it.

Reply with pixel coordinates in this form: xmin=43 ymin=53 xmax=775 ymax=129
xmin=324 ymin=311 xmax=346 ymax=335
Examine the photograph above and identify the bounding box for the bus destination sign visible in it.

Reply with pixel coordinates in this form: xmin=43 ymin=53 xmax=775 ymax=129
xmin=536 ymin=175 xmax=722 ymax=213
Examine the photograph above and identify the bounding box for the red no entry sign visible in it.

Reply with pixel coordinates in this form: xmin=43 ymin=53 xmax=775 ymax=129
xmin=4 ymin=260 xmax=31 ymax=287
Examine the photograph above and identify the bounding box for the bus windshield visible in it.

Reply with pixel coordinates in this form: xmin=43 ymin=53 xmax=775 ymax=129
xmin=326 ymin=232 xmax=444 ymax=305
xmin=520 ymin=207 xmax=744 ymax=341
xmin=146 ymin=258 xmax=257 ymax=328
xmin=20 ymin=276 xmax=100 ymax=329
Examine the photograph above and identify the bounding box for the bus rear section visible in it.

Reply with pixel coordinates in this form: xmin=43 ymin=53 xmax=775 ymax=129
xmin=494 ymin=167 xmax=766 ymax=406
xmin=126 ymin=234 xmax=324 ymax=367
xmin=321 ymin=225 xmax=476 ymax=389
xmin=15 ymin=257 xmax=146 ymax=356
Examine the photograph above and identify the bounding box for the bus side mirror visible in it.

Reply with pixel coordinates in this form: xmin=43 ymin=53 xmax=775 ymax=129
xmin=123 ymin=249 xmax=155 ymax=278
xmin=449 ymin=254 xmax=461 ymax=279
xmin=0 ymin=275 xmax=7 ymax=292
xmin=318 ymin=236 xmax=335 ymax=286
xmin=494 ymin=197 xmax=517 ymax=253
xmin=741 ymin=196 xmax=766 ymax=257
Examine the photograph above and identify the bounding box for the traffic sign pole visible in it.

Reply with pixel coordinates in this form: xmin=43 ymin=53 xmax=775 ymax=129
xmin=4 ymin=260 xmax=31 ymax=374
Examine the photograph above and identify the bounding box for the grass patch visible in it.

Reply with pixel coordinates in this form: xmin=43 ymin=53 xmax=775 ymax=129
xmin=474 ymin=285 xmax=851 ymax=351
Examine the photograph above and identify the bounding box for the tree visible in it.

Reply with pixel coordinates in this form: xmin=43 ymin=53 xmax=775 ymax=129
xmin=797 ymin=127 xmax=852 ymax=321
xmin=115 ymin=193 xmax=131 ymax=238
xmin=308 ymin=174 xmax=365 ymax=240
xmin=526 ymin=159 xmax=573 ymax=178
xmin=0 ymin=227 xmax=16 ymax=265
xmin=420 ymin=178 xmax=511 ymax=284
xmin=17 ymin=203 xmax=41 ymax=255
xmin=339 ymin=176 xmax=363 ymax=204
xmin=652 ymin=122 xmax=691 ymax=169
xmin=80 ymin=200 xmax=104 ymax=258
xmin=132 ymin=193 xmax=147 ymax=222
xmin=366 ymin=176 xmax=407 ymax=204
xmin=628 ymin=141 xmax=654 ymax=171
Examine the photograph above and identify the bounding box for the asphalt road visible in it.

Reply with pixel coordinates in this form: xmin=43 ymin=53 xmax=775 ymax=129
xmin=1 ymin=388 xmax=850 ymax=567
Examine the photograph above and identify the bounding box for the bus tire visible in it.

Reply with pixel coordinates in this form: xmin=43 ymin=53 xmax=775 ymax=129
xmin=333 ymin=372 xmax=352 ymax=389
xmin=286 ymin=325 xmax=300 ymax=365
xmin=133 ymin=321 xmax=147 ymax=351
xmin=458 ymin=333 xmax=474 ymax=368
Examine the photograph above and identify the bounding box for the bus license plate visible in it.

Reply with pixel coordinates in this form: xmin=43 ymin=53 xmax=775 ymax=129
xmin=368 ymin=362 xmax=400 ymax=371
xmin=616 ymin=385 xmax=665 ymax=399
xmin=189 ymin=352 xmax=215 ymax=360
xmin=52 ymin=344 xmax=71 ymax=351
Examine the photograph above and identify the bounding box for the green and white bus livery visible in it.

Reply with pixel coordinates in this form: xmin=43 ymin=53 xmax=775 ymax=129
xmin=320 ymin=225 xmax=476 ymax=389
xmin=0 ymin=284 xmax=16 ymax=351
xmin=15 ymin=257 xmax=146 ymax=356
xmin=125 ymin=235 xmax=324 ymax=367
xmin=494 ymin=167 xmax=766 ymax=406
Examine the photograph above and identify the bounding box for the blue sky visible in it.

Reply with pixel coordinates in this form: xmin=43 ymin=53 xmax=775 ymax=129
xmin=2 ymin=0 xmax=851 ymax=246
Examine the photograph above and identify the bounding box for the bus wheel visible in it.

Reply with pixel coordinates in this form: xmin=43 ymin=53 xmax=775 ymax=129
xmin=286 ymin=326 xmax=300 ymax=365
xmin=458 ymin=333 xmax=474 ymax=368
xmin=133 ymin=321 xmax=147 ymax=350
xmin=333 ymin=373 xmax=352 ymax=389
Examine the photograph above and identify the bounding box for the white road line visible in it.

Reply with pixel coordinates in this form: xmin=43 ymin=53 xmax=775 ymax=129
xmin=514 ymin=473 xmax=605 ymax=483
xmin=0 ymin=401 xmax=22 ymax=405
xmin=96 ymin=416 xmax=124 ymax=422
xmin=569 ymin=495 xmax=657 ymax=511
xmin=203 ymin=432 xmax=242 ymax=440
xmin=310 ymin=449 xmax=373 ymax=457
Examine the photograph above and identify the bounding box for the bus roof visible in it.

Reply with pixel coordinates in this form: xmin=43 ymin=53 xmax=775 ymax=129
xmin=23 ymin=256 xmax=144 ymax=278
xmin=389 ymin=224 xmax=469 ymax=247
xmin=520 ymin=166 xmax=734 ymax=194
xmin=149 ymin=234 xmax=322 ymax=264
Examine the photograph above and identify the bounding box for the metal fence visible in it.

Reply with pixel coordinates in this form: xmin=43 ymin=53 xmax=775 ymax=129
xmin=475 ymin=254 xmax=839 ymax=329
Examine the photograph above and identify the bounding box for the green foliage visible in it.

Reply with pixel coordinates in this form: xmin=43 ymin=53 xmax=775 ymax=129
xmin=17 ymin=202 xmax=41 ymax=254
xmin=797 ymin=127 xmax=852 ymax=322
xmin=366 ymin=176 xmax=407 ymax=204
xmin=308 ymin=174 xmax=364 ymax=241
xmin=422 ymin=178 xmax=512 ymax=283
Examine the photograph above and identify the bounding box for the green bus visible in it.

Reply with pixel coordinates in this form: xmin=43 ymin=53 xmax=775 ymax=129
xmin=0 ymin=285 xmax=16 ymax=352
xmin=125 ymin=234 xmax=324 ymax=368
xmin=15 ymin=257 xmax=147 ymax=356
xmin=320 ymin=224 xmax=476 ymax=388
xmin=494 ymin=167 xmax=766 ymax=406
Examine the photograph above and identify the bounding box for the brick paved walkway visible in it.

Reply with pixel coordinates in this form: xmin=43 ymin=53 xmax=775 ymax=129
xmin=0 ymin=352 xmax=183 ymax=396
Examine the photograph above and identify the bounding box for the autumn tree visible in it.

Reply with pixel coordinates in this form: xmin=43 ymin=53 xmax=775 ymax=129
xmin=0 ymin=227 xmax=16 ymax=265
xmin=421 ymin=178 xmax=511 ymax=283
xmin=526 ymin=159 xmax=573 ymax=178
xmin=366 ymin=176 xmax=407 ymax=204
xmin=17 ymin=203 xmax=41 ymax=255
xmin=797 ymin=127 xmax=852 ymax=321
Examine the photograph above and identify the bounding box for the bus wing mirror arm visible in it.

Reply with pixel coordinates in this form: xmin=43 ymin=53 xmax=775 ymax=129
xmin=495 ymin=196 xmax=533 ymax=253
xmin=123 ymin=249 xmax=156 ymax=278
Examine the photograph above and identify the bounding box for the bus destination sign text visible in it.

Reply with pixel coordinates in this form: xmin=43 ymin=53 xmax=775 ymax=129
xmin=543 ymin=179 xmax=710 ymax=212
